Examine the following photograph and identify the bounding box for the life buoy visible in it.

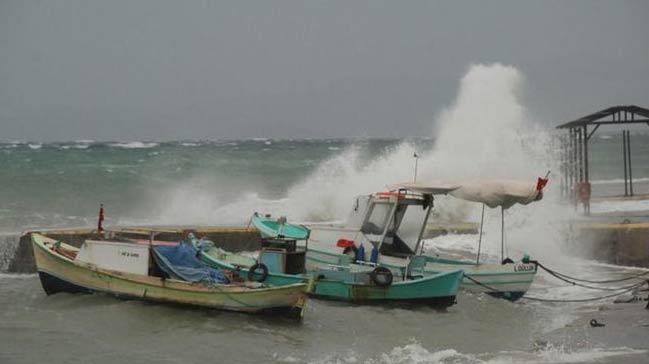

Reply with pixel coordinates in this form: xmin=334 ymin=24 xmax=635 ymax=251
xmin=247 ymin=263 xmax=269 ymax=282
xmin=370 ymin=266 xmax=393 ymax=287
xmin=576 ymin=182 xmax=591 ymax=202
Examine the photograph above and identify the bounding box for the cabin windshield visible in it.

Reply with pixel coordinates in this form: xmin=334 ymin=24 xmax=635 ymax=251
xmin=380 ymin=200 xmax=428 ymax=257
xmin=361 ymin=202 xmax=393 ymax=235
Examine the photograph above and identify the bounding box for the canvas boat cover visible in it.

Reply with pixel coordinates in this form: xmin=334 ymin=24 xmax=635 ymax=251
xmin=152 ymin=244 xmax=230 ymax=284
xmin=449 ymin=180 xmax=542 ymax=209
xmin=393 ymin=179 xmax=542 ymax=209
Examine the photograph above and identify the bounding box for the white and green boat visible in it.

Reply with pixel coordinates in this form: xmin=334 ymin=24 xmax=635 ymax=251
xmin=305 ymin=179 xmax=547 ymax=301
xmin=31 ymin=233 xmax=308 ymax=318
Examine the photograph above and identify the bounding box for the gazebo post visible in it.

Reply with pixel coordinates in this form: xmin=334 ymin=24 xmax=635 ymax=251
xmin=627 ymin=130 xmax=634 ymax=196
xmin=583 ymin=125 xmax=590 ymax=214
xmin=623 ymin=130 xmax=628 ymax=196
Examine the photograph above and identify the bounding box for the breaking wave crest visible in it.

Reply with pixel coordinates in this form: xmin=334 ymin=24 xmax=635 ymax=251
xmin=301 ymin=342 xmax=646 ymax=364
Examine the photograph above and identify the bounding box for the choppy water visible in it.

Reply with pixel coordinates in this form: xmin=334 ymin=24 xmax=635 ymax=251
xmin=0 ymin=139 xmax=424 ymax=232
xmin=1 ymin=265 xmax=647 ymax=364
xmin=1 ymin=135 xmax=648 ymax=234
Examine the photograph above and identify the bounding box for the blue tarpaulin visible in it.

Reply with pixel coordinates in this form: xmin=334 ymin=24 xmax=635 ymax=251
xmin=152 ymin=243 xmax=230 ymax=284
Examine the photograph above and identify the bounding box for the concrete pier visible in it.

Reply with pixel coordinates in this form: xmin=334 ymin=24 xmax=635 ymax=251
xmin=5 ymin=216 xmax=649 ymax=273
xmin=571 ymin=220 xmax=649 ymax=268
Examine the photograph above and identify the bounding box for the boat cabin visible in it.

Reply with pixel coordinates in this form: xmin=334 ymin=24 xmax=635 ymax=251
xmin=309 ymin=190 xmax=436 ymax=260
xmin=258 ymin=238 xmax=307 ymax=275
xmin=76 ymin=240 xmax=151 ymax=275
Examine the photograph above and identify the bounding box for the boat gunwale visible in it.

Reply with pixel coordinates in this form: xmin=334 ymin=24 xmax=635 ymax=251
xmin=202 ymin=245 xmax=464 ymax=287
xmin=306 ymin=247 xmax=537 ymax=278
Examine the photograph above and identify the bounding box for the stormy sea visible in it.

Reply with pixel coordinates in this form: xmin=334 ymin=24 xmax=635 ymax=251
xmin=2 ymin=65 xmax=648 ymax=363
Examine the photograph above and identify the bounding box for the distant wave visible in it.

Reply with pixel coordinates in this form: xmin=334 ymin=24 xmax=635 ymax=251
xmin=59 ymin=143 xmax=91 ymax=150
xmin=590 ymin=199 xmax=649 ymax=214
xmin=179 ymin=142 xmax=200 ymax=147
xmin=591 ymin=177 xmax=649 ymax=185
xmin=109 ymin=142 xmax=159 ymax=149
xmin=28 ymin=143 xmax=42 ymax=150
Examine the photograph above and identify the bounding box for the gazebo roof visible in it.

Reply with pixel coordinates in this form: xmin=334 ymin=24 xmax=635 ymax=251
xmin=556 ymin=105 xmax=649 ymax=129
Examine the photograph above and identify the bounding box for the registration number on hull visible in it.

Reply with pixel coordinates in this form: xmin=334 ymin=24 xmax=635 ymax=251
xmin=513 ymin=263 xmax=536 ymax=272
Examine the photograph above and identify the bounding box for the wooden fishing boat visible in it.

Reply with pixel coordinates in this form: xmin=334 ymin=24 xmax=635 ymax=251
xmin=31 ymin=233 xmax=308 ymax=318
xmin=195 ymin=233 xmax=463 ymax=307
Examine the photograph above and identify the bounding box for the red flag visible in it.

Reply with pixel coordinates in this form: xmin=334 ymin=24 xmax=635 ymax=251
xmin=536 ymin=171 xmax=550 ymax=191
xmin=98 ymin=204 xmax=105 ymax=232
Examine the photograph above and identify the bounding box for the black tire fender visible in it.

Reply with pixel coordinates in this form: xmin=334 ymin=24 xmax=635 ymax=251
xmin=248 ymin=263 xmax=269 ymax=282
xmin=370 ymin=266 xmax=393 ymax=287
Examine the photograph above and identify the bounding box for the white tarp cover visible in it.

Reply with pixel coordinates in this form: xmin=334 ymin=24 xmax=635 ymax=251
xmin=390 ymin=182 xmax=460 ymax=195
xmin=449 ymin=180 xmax=542 ymax=209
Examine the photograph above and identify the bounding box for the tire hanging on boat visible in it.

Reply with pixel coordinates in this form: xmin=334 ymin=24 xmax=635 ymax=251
xmin=248 ymin=263 xmax=269 ymax=282
xmin=370 ymin=266 xmax=393 ymax=287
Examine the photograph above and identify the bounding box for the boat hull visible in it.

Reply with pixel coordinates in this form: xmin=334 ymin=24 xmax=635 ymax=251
xmin=200 ymin=249 xmax=463 ymax=307
xmin=310 ymin=270 xmax=462 ymax=307
xmin=307 ymin=248 xmax=536 ymax=302
xmin=32 ymin=234 xmax=308 ymax=317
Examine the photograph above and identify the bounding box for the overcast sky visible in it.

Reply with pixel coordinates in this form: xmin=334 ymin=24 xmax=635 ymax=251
xmin=1 ymin=1 xmax=647 ymax=141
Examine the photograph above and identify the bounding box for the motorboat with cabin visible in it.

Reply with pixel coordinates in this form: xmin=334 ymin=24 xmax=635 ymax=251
xmin=305 ymin=178 xmax=548 ymax=301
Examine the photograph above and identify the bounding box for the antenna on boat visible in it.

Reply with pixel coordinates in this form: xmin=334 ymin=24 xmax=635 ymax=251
xmin=413 ymin=152 xmax=419 ymax=183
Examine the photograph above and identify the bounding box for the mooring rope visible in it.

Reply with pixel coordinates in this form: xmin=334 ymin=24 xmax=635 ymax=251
xmin=535 ymin=261 xmax=649 ymax=284
xmin=463 ymin=274 xmax=647 ymax=303
xmin=531 ymin=261 xmax=649 ymax=291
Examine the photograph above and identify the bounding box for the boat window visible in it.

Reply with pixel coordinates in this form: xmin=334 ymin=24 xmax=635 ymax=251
xmin=361 ymin=202 xmax=393 ymax=235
